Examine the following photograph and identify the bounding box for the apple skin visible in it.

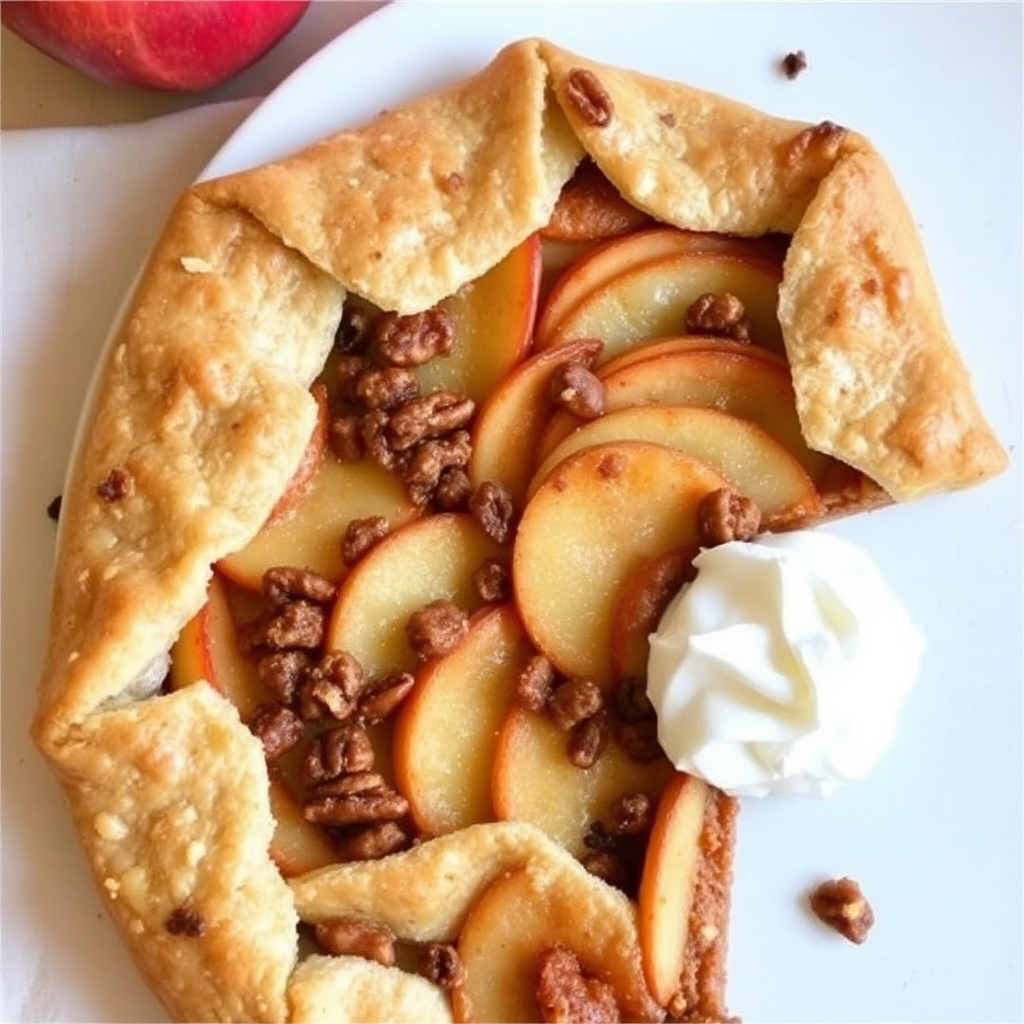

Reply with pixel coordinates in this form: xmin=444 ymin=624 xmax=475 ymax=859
xmin=1 ymin=1 xmax=310 ymax=92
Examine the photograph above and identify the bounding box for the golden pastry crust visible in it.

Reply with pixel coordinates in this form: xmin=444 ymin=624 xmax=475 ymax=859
xmin=34 ymin=38 xmax=1006 ymax=1024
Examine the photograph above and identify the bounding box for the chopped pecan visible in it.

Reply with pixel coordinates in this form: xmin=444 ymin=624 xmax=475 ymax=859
xmin=617 ymin=719 xmax=665 ymax=765
xmin=314 ymin=916 xmax=396 ymax=966
xmin=781 ymin=49 xmax=808 ymax=79
xmin=247 ymin=601 xmax=326 ymax=652
xmin=469 ymin=480 xmax=516 ymax=544
xmin=536 ymin=944 xmax=621 ymax=1024
xmin=249 ymin=703 xmax=304 ymax=761
xmin=361 ymin=409 xmax=402 ymax=471
xmin=262 ymin=566 xmax=338 ymax=606
xmin=329 ymin=414 xmax=364 ymax=462
xmin=355 ymin=366 xmax=419 ymax=411
xmin=388 ymin=392 xmax=476 ymax=451
xmin=46 ymin=494 xmax=62 ymax=521
xmin=565 ymin=68 xmax=614 ymax=128
xmin=406 ymin=600 xmax=470 ymax=661
xmin=609 ymin=792 xmax=653 ymax=836
xmin=299 ymin=650 xmax=366 ymax=721
xmin=809 ymin=877 xmax=875 ymax=944
xmin=304 ymin=721 xmax=375 ymax=785
xmin=404 ymin=431 xmax=472 ymax=506
xmin=433 ymin=466 xmax=473 ymax=511
xmin=334 ymin=820 xmax=410 ymax=861
xmin=613 ymin=676 xmax=655 ymax=724
xmin=568 ymin=713 xmax=608 ymax=769
xmin=97 ymin=466 xmax=133 ymax=502
xmin=256 ymin=649 xmax=312 ymax=706
xmin=549 ymin=362 xmax=606 ymax=420
xmin=304 ymin=773 xmax=409 ymax=826
xmin=472 ymin=557 xmax=511 ymax=603
xmin=375 ymin=308 xmax=455 ymax=366
xmin=334 ymin=303 xmax=375 ymax=353
xmin=548 ymin=678 xmax=604 ymax=731
xmin=165 ymin=906 xmax=206 ymax=938
xmin=342 ymin=515 xmax=391 ymax=567
xmin=582 ymin=850 xmax=631 ymax=892
xmin=517 ymin=654 xmax=557 ymax=713
xmin=685 ymin=292 xmax=752 ymax=342
xmin=696 ymin=487 xmax=761 ymax=546
xmin=419 ymin=943 xmax=466 ymax=990
xmin=335 ymin=354 xmax=374 ymax=404
xmin=357 ymin=672 xmax=416 ymax=724
xmin=783 ymin=120 xmax=847 ymax=170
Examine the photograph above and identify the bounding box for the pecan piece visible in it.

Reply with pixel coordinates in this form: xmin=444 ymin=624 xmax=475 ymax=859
xmin=433 ymin=466 xmax=473 ymax=511
xmin=165 ymin=906 xmax=206 ymax=938
xmin=342 ymin=515 xmax=390 ymax=567
xmin=329 ymin=414 xmax=364 ymax=462
xmin=548 ymin=678 xmax=604 ymax=731
xmin=249 ymin=703 xmax=304 ymax=761
xmin=247 ymin=601 xmax=325 ymax=652
xmin=361 ymin=409 xmax=401 ymax=471
xmin=304 ymin=721 xmax=375 ymax=785
xmin=357 ymin=671 xmax=416 ymax=724
xmin=256 ymin=650 xmax=312 ymax=706
xmin=97 ymin=466 xmax=133 ymax=502
xmin=781 ymin=49 xmax=809 ymax=80
xmin=314 ymin=916 xmax=396 ymax=966
xmin=609 ymin=792 xmax=653 ymax=836
xmin=335 ymin=354 xmax=374 ymax=404
xmin=613 ymin=676 xmax=655 ymax=724
xmin=809 ymin=877 xmax=875 ymax=944
xmin=617 ymin=719 xmax=665 ymax=765
xmin=565 ymin=68 xmax=614 ymax=128
xmin=263 ymin=566 xmax=338 ymax=606
xmin=568 ymin=712 xmax=608 ymax=769
xmin=405 ymin=432 xmax=472 ymax=506
xmin=304 ymin=773 xmax=409 ymax=826
xmin=696 ymin=487 xmax=761 ymax=546
xmin=46 ymin=495 xmax=62 ymax=521
xmin=419 ymin=943 xmax=466 ymax=990
xmin=472 ymin=557 xmax=511 ymax=603
xmin=517 ymin=654 xmax=557 ymax=713
xmin=334 ymin=820 xmax=410 ymax=861
xmin=388 ymin=392 xmax=476 ymax=451
xmin=685 ymin=292 xmax=752 ymax=342
xmin=299 ymin=650 xmax=366 ymax=721
xmin=375 ymin=308 xmax=455 ymax=366
xmin=536 ymin=944 xmax=621 ymax=1023
xmin=406 ymin=600 xmax=469 ymax=661
xmin=355 ymin=366 xmax=419 ymax=411
xmin=549 ymin=361 xmax=606 ymax=420
xmin=469 ymin=480 xmax=516 ymax=544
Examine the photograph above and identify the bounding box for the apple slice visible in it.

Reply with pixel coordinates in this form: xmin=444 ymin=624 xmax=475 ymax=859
xmin=513 ymin=441 xmax=728 ymax=688
xmin=469 ymin=337 xmax=603 ymax=505
xmin=536 ymin=227 xmax=786 ymax=350
xmin=410 ymin=234 xmax=541 ymax=403
xmin=264 ymin=382 xmax=329 ymax=529
xmin=637 ymin=773 xmax=710 ymax=1008
xmin=610 ymin=546 xmax=698 ymax=682
xmin=453 ymin=863 xmax=662 ymax=1023
xmin=539 ymin=249 xmax=785 ymax=362
xmin=492 ymin=704 xmax=672 ymax=858
xmin=529 ymin=405 xmax=823 ymax=526
xmin=394 ymin=604 xmax=532 ymax=837
xmin=217 ymin=455 xmax=418 ymax=591
xmin=538 ymin=347 xmax=831 ymax=483
xmin=268 ymin=771 xmax=339 ymax=878
xmin=597 ymin=332 xmax=789 ymax=377
xmin=325 ymin=513 xmax=504 ymax=680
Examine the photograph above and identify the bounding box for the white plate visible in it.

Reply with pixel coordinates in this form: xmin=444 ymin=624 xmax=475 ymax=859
xmin=9 ymin=2 xmax=1024 ymax=1021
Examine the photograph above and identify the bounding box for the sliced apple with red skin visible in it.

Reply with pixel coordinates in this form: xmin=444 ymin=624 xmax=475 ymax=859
xmin=409 ymin=234 xmax=541 ymax=403
xmin=538 ymin=249 xmax=785 ymax=363
xmin=538 ymin=348 xmax=831 ymax=484
xmin=597 ymin=332 xmax=789 ymax=378
xmin=217 ymin=455 xmax=418 ymax=591
xmin=453 ymin=863 xmax=663 ymax=1023
xmin=492 ymin=704 xmax=672 ymax=859
xmin=326 ymin=512 xmax=504 ymax=680
xmin=541 ymin=159 xmax=653 ymax=242
xmin=394 ymin=603 xmax=532 ymax=837
xmin=513 ymin=441 xmax=728 ymax=689
xmin=638 ymin=772 xmax=710 ymax=1008
xmin=529 ymin=405 xmax=823 ymax=526
xmin=469 ymin=337 xmax=603 ymax=506
xmin=535 ymin=226 xmax=786 ymax=351
xmin=610 ymin=546 xmax=698 ymax=682
xmin=267 ymin=770 xmax=340 ymax=878
xmin=264 ymin=382 xmax=329 ymax=529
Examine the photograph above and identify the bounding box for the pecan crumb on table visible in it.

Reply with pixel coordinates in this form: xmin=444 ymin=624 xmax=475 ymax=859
xmin=781 ymin=49 xmax=809 ymax=80
xmin=809 ymin=876 xmax=875 ymax=944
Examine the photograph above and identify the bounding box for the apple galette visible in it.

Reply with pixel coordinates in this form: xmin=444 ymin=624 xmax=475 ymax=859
xmin=35 ymin=39 xmax=1006 ymax=1024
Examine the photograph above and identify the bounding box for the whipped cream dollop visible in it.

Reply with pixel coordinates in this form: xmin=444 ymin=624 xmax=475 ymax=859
xmin=647 ymin=531 xmax=925 ymax=797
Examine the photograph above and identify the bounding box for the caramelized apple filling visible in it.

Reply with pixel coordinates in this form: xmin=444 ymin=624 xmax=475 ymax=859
xmin=168 ymin=163 xmax=884 ymax=1021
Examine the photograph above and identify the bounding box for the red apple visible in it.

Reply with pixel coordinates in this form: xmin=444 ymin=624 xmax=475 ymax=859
xmin=1 ymin=1 xmax=310 ymax=92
